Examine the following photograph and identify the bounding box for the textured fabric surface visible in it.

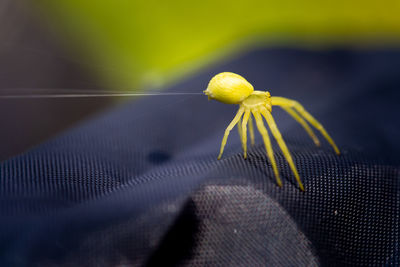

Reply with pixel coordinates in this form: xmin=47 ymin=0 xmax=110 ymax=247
xmin=0 ymin=48 xmax=399 ymax=266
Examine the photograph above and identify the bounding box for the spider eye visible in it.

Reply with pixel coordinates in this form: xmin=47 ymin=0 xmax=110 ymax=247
xmin=204 ymin=72 xmax=254 ymax=104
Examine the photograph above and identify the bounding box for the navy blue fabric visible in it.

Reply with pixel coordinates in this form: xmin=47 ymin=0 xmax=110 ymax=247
xmin=0 ymin=48 xmax=399 ymax=266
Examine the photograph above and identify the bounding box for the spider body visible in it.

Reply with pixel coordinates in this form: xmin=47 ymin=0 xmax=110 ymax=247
xmin=204 ymin=72 xmax=340 ymax=191
xmin=241 ymin=91 xmax=271 ymax=111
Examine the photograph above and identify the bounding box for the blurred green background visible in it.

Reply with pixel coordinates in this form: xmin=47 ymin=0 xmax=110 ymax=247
xmin=1 ymin=0 xmax=399 ymax=160
xmin=35 ymin=0 xmax=400 ymax=90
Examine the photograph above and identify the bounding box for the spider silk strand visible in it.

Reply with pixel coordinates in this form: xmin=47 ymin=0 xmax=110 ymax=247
xmin=0 ymin=90 xmax=202 ymax=99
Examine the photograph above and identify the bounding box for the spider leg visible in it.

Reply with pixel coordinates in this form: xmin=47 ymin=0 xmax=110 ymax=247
xmin=241 ymin=110 xmax=251 ymax=159
xmin=271 ymin=97 xmax=340 ymax=155
xmin=237 ymin=118 xmax=243 ymax=141
xmin=248 ymin=115 xmax=255 ymax=146
xmin=281 ymin=106 xmax=320 ymax=146
xmin=261 ymin=108 xmax=304 ymax=191
xmin=252 ymin=110 xmax=282 ymax=187
xmin=218 ymin=106 xmax=245 ymax=160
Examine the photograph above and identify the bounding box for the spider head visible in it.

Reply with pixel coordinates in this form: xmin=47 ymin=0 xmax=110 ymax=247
xmin=242 ymin=91 xmax=272 ymax=112
xmin=203 ymin=72 xmax=254 ymax=104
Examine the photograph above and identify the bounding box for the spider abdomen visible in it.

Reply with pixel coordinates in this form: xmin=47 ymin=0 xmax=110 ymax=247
xmin=204 ymin=72 xmax=254 ymax=104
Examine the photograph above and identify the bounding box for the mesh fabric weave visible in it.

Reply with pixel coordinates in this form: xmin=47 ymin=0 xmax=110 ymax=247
xmin=0 ymin=48 xmax=399 ymax=266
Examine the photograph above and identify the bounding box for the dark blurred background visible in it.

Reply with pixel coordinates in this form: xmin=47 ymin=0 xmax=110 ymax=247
xmin=0 ymin=1 xmax=112 ymax=160
xmin=0 ymin=0 xmax=399 ymax=160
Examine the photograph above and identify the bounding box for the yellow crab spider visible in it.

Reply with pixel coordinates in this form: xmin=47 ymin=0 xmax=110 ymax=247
xmin=204 ymin=72 xmax=340 ymax=191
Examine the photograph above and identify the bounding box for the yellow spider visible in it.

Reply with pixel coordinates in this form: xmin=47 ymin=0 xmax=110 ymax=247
xmin=204 ymin=72 xmax=340 ymax=191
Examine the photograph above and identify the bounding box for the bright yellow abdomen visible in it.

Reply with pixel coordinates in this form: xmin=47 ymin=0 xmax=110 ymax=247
xmin=203 ymin=72 xmax=254 ymax=104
